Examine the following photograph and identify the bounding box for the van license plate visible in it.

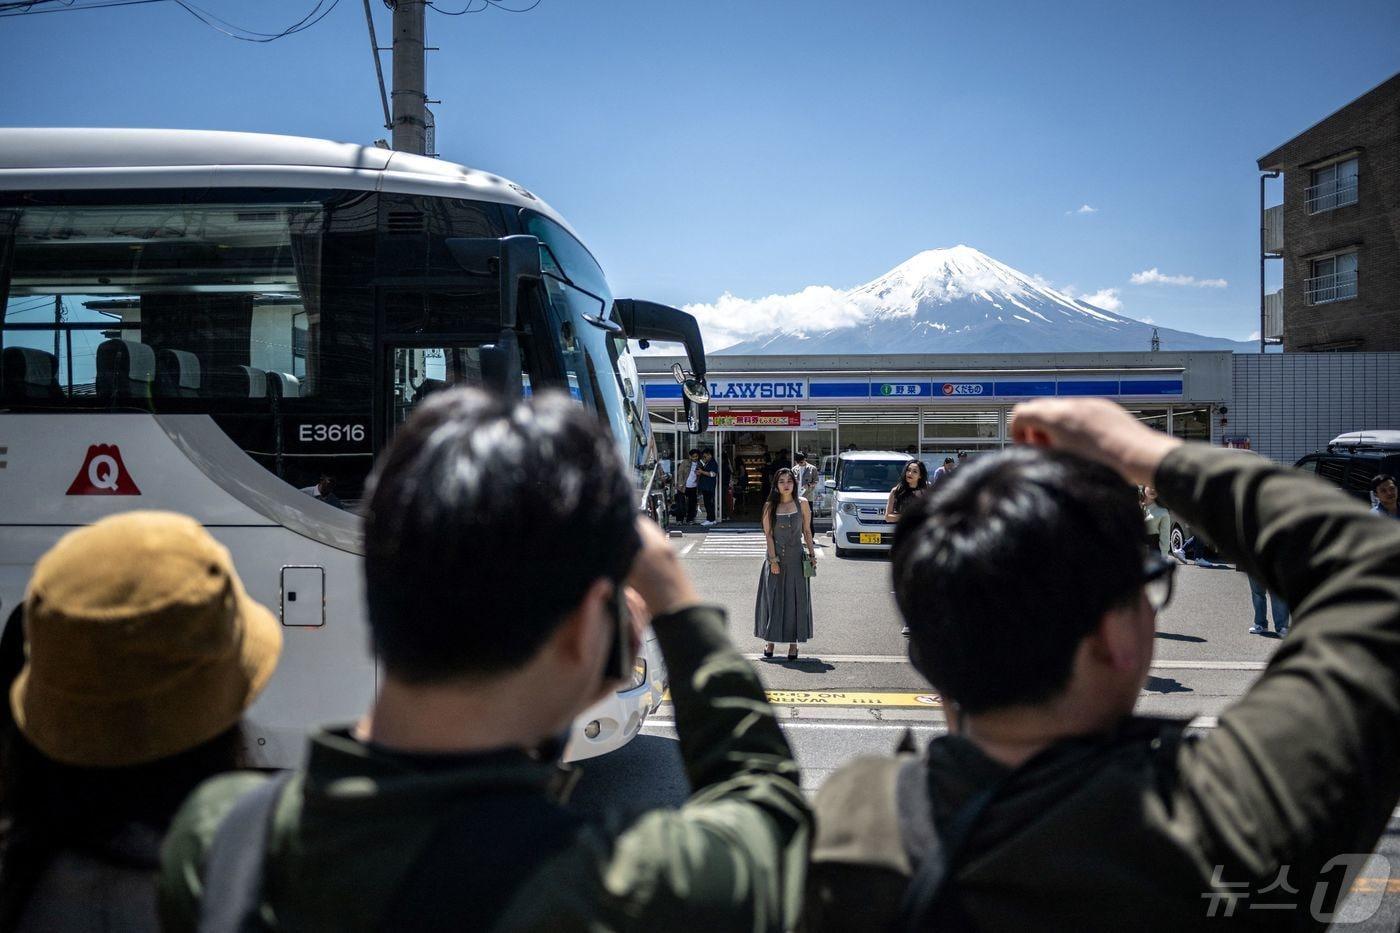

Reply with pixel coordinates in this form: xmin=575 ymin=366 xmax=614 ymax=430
xmin=859 ymin=533 xmax=882 ymax=545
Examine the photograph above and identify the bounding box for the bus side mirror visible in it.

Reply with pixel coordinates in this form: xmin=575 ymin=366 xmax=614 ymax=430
xmin=612 ymin=298 xmax=709 ymax=432
xmin=479 ymin=329 xmax=522 ymax=397
xmin=446 ymin=235 xmax=542 ymax=331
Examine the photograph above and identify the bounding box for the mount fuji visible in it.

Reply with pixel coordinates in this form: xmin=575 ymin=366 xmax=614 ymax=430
xmin=706 ymin=246 xmax=1253 ymax=355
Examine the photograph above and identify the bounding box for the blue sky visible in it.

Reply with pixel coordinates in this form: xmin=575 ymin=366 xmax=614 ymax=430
xmin=3 ymin=0 xmax=1397 ymax=343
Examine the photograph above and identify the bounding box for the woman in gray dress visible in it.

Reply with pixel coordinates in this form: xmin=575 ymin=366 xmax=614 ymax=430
xmin=756 ymin=467 xmax=816 ymax=660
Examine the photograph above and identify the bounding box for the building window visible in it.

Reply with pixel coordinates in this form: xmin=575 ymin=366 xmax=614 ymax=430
xmin=1305 ymin=251 xmax=1358 ymax=305
xmin=1170 ymin=407 xmax=1211 ymax=442
xmin=1305 ymin=158 xmax=1358 ymax=214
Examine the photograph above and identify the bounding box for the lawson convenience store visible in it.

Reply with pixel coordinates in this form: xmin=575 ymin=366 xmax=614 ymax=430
xmin=640 ymin=351 xmax=1232 ymax=521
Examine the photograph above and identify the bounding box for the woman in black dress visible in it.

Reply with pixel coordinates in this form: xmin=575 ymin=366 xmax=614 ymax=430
xmin=884 ymin=459 xmax=930 ymax=523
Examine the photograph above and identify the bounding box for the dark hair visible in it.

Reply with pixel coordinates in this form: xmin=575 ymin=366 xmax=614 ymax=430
xmin=363 ymin=389 xmax=640 ymax=682
xmin=688 ymin=449 xmax=700 ymax=457
xmin=0 ymin=607 xmax=245 ymax=928
xmin=1371 ymin=473 xmax=1395 ymax=492
xmin=794 ymin=452 xmax=806 ymax=462
xmin=763 ymin=467 xmax=799 ymax=530
xmin=943 ymin=457 xmax=955 ymax=465
xmin=892 ymin=447 xmax=1145 ymax=714
xmin=892 ymin=459 xmax=929 ymax=513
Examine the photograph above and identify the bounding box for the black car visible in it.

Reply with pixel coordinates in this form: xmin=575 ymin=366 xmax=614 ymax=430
xmin=1295 ymin=431 xmax=1400 ymax=504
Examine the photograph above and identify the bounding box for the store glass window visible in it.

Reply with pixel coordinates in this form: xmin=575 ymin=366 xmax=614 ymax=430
xmin=1171 ymin=407 xmax=1210 ymax=441
xmin=838 ymin=422 xmax=919 ymax=454
xmin=922 ymin=409 xmax=1000 ymax=440
xmin=1123 ymin=407 xmax=1169 ymax=434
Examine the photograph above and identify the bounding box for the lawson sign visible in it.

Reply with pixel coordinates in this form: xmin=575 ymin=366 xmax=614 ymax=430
xmin=707 ymin=379 xmax=808 ymax=400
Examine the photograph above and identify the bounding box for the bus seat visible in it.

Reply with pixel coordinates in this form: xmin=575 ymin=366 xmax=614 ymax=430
xmin=95 ymin=339 xmax=156 ymax=403
xmin=156 ymin=349 xmax=202 ymax=398
xmin=267 ymin=372 xmax=301 ymax=399
xmin=212 ymin=364 xmax=268 ymax=398
xmin=1 ymin=347 xmax=63 ymax=401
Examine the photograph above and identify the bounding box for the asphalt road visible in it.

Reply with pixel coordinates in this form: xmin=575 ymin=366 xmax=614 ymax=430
xmin=567 ymin=526 xmax=1400 ymax=929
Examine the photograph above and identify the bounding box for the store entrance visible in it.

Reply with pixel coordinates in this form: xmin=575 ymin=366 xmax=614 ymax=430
xmin=657 ymin=422 xmax=834 ymax=525
xmin=727 ymin=431 xmax=792 ymax=521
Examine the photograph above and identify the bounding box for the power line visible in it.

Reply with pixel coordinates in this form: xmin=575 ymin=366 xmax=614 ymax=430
xmin=426 ymin=0 xmax=541 ymax=15
xmin=0 ymin=0 xmax=345 ymax=40
xmin=0 ymin=0 xmax=165 ymax=15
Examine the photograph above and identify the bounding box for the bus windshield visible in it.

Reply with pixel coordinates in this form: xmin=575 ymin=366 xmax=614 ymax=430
xmin=524 ymin=212 xmax=655 ymax=499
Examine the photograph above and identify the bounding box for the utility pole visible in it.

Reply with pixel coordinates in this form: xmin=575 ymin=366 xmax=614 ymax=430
xmin=390 ymin=0 xmax=427 ymax=155
xmin=1150 ymin=327 xmax=1160 ymax=352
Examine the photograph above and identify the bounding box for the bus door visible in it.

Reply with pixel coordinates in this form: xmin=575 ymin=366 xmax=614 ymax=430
xmin=380 ymin=340 xmax=529 ymax=440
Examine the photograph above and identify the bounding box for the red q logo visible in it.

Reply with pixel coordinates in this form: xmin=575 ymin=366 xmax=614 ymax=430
xmin=66 ymin=445 xmax=141 ymax=496
xmin=942 ymin=383 xmax=955 ymax=396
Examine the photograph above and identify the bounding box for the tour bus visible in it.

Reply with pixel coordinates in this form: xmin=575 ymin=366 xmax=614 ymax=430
xmin=0 ymin=128 xmax=711 ymax=765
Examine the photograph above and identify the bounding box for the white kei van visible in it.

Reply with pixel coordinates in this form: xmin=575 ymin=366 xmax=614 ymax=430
xmin=827 ymin=451 xmax=914 ymax=556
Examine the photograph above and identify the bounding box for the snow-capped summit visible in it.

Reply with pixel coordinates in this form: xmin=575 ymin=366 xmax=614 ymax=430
xmin=706 ymin=246 xmax=1250 ymax=355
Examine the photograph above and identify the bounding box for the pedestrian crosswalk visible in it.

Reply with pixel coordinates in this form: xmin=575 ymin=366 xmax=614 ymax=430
xmin=696 ymin=532 xmax=769 ymax=557
xmin=691 ymin=532 xmax=825 ymax=559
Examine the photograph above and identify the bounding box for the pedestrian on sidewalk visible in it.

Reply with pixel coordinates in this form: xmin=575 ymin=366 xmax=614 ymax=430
xmin=1 ymin=512 xmax=281 ymax=932
xmin=677 ymin=448 xmax=700 ymax=523
xmin=1372 ymin=473 xmax=1398 ymax=518
xmin=884 ymin=460 xmax=930 ymax=524
xmin=794 ymin=452 xmax=818 ymax=505
xmin=698 ymin=449 xmax=719 ymax=525
xmin=1245 ymin=572 xmax=1289 ymax=636
xmin=804 ymin=397 xmax=1400 ymax=931
xmin=1140 ymin=484 xmax=1172 ymax=557
xmin=756 ymin=468 xmax=816 ymax=661
xmin=885 ymin=459 xmax=931 ymax=637
xmin=160 ymin=390 xmax=811 ymax=932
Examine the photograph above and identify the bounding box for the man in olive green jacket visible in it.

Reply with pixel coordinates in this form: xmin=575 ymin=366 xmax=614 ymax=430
xmin=161 ymin=390 xmax=809 ymax=932
xmin=806 ymin=398 xmax=1400 ymax=931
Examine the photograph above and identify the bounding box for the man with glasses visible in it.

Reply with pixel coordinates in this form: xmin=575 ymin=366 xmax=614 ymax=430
xmin=804 ymin=398 xmax=1400 ymax=930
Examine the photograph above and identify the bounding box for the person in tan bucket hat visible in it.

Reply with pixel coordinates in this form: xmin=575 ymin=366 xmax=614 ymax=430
xmin=0 ymin=511 xmax=280 ymax=932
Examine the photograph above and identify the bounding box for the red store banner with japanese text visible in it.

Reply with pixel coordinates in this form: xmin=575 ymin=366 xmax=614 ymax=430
xmin=708 ymin=410 xmax=817 ymax=430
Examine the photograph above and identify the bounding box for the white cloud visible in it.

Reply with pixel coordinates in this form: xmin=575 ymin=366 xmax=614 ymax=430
xmin=1078 ymin=288 xmax=1123 ymax=312
xmin=1247 ymin=330 xmax=1261 ymax=341
xmin=1130 ymin=267 xmax=1228 ymax=288
xmin=1065 ymin=204 xmax=1098 ymax=215
xmin=676 ymin=285 xmax=869 ymax=352
xmin=1140 ymin=316 xmax=1156 ymax=325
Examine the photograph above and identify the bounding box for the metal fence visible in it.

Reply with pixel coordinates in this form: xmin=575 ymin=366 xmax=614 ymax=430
xmin=1304 ymin=270 xmax=1358 ymax=305
xmin=1304 ymin=177 xmax=1358 ymax=214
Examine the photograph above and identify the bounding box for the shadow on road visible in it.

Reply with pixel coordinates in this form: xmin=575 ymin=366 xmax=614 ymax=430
xmin=1155 ymin=631 xmax=1207 ymax=643
xmin=1145 ymin=675 xmax=1192 ymax=694
xmin=759 ymin=657 xmax=836 ymax=673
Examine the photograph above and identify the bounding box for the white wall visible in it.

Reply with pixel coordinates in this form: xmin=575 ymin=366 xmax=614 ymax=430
xmin=1231 ymin=353 xmax=1400 ymax=463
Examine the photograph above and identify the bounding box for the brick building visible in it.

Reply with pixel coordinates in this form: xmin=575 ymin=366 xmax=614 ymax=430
xmin=1258 ymin=72 xmax=1400 ymax=351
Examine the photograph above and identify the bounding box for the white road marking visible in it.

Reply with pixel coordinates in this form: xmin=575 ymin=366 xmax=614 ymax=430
xmin=646 ymin=715 xmax=1226 ymax=732
xmin=680 ymin=542 xmax=696 ymax=555
xmin=736 ymin=654 xmax=1267 ymax=671
xmin=697 ymin=532 xmax=770 ymax=557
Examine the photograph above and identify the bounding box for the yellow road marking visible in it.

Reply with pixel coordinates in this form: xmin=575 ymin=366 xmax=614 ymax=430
xmin=662 ymin=690 xmax=942 ymax=708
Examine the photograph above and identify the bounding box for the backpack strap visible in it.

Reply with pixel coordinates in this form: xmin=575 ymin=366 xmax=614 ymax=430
xmin=896 ymin=758 xmax=1002 ymax=933
xmin=197 ymin=772 xmax=294 ymax=933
